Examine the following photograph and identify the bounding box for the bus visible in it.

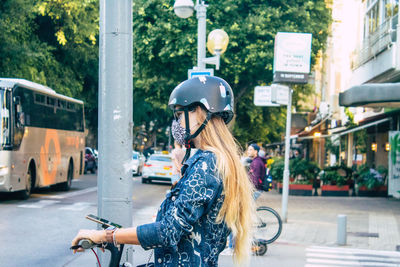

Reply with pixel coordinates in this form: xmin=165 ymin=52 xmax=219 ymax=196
xmin=0 ymin=78 xmax=85 ymax=199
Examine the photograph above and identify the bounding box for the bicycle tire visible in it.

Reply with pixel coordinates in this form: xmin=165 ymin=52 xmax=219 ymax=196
xmin=255 ymin=206 xmax=282 ymax=244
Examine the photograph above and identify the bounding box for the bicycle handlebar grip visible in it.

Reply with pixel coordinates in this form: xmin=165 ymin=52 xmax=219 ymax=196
xmin=80 ymin=239 xmax=96 ymax=249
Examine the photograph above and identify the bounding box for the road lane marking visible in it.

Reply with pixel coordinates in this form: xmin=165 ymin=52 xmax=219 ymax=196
xmin=59 ymin=202 xmax=94 ymax=211
xmin=39 ymin=187 xmax=97 ymax=199
xmin=18 ymin=200 xmax=60 ymax=208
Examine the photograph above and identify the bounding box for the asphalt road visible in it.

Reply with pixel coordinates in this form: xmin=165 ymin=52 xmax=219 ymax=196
xmin=0 ymin=173 xmax=170 ymax=267
xmin=3 ymin=174 xmax=394 ymax=267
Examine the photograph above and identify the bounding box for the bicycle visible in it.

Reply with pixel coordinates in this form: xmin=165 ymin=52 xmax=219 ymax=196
xmin=70 ymin=214 xmax=133 ymax=267
xmin=251 ymin=205 xmax=282 ymax=255
xmin=251 ymin=177 xmax=283 ymax=256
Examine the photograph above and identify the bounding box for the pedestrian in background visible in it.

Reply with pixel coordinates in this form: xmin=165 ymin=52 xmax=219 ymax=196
xmin=170 ymin=141 xmax=185 ymax=185
xmin=71 ymin=76 xmax=255 ymax=266
xmin=247 ymin=143 xmax=266 ymax=200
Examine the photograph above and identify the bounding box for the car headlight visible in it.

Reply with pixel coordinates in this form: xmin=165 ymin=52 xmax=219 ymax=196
xmin=0 ymin=166 xmax=9 ymax=176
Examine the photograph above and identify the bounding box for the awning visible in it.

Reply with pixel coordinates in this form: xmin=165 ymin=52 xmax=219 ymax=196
xmin=297 ymin=134 xmax=331 ymax=140
xmin=339 ymin=83 xmax=400 ymax=107
xmin=335 ymin=117 xmax=391 ymax=136
xmin=295 ymin=118 xmax=391 ymax=140
xmin=297 ymin=114 xmax=331 ymax=137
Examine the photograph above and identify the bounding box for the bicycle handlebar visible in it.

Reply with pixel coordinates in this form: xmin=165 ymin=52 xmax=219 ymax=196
xmin=70 ymin=238 xmax=99 ymax=250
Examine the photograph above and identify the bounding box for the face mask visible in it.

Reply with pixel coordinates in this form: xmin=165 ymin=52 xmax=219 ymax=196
xmin=171 ymin=116 xmax=200 ymax=146
xmin=171 ymin=118 xmax=186 ymax=145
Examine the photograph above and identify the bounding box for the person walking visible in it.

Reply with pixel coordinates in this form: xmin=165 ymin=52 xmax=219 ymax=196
xmin=247 ymin=143 xmax=266 ymax=200
xmin=170 ymin=141 xmax=185 ymax=185
xmin=71 ymin=76 xmax=255 ymax=266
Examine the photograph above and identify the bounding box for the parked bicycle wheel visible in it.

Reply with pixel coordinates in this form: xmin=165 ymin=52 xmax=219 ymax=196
xmin=254 ymin=206 xmax=282 ymax=244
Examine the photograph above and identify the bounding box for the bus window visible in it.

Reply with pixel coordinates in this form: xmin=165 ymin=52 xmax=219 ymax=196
xmin=47 ymin=97 xmax=55 ymax=106
xmin=0 ymin=89 xmax=11 ymax=147
xmin=35 ymin=93 xmax=45 ymax=104
xmin=58 ymin=100 xmax=66 ymax=109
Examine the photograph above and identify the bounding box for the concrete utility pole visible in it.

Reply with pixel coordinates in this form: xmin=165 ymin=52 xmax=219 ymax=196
xmin=98 ymin=0 xmax=133 ymax=265
xmin=281 ymin=88 xmax=293 ymax=223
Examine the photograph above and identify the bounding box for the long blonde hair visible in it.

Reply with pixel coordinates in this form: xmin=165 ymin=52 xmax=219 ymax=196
xmin=196 ymin=108 xmax=256 ymax=265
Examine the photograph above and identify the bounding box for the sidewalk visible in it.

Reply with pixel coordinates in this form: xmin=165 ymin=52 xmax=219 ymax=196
xmin=66 ymin=191 xmax=400 ymax=266
xmin=258 ymin=190 xmax=400 ymax=251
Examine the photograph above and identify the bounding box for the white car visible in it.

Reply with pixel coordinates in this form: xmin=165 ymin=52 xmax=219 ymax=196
xmin=142 ymin=154 xmax=173 ymax=184
xmin=132 ymin=151 xmax=144 ymax=176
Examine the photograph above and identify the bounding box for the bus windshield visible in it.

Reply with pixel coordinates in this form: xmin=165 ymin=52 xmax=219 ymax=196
xmin=0 ymin=88 xmax=11 ymax=146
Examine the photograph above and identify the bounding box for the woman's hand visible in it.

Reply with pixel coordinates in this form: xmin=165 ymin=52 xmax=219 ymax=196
xmin=71 ymin=229 xmax=105 ymax=253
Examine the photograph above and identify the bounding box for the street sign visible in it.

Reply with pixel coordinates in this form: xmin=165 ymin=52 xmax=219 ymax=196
xmin=272 ymin=84 xmax=289 ymax=105
xmin=273 ymin=32 xmax=312 ymax=84
xmin=273 ymin=72 xmax=308 ymax=84
xmin=254 ymin=86 xmax=280 ymax=107
xmin=188 ymin=68 xmax=214 ymax=79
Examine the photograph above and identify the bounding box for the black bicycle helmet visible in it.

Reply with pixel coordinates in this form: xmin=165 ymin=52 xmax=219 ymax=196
xmin=168 ymin=76 xmax=234 ymax=124
xmin=168 ymin=76 xmax=235 ymax=163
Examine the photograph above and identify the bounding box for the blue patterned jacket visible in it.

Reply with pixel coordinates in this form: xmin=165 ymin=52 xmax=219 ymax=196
xmin=137 ymin=150 xmax=229 ymax=266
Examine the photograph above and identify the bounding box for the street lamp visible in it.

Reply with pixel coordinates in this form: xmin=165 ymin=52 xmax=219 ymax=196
xmin=173 ymin=0 xmax=194 ymax=18
xmin=173 ymin=0 xmax=229 ymax=71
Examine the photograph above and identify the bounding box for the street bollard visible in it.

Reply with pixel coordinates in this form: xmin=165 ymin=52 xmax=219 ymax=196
xmin=337 ymin=214 xmax=347 ymax=246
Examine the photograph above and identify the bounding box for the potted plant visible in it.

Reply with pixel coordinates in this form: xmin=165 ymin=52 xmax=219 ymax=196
xmin=289 ymin=158 xmax=319 ymax=196
xmin=270 ymin=158 xmax=319 ymax=196
xmin=356 ymin=165 xmax=387 ymax=197
xmin=320 ymin=165 xmax=352 ymax=196
xmin=269 ymin=157 xmax=284 ymax=192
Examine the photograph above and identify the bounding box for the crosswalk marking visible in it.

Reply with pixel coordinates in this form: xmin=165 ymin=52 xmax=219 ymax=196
xmin=307 ymin=246 xmax=400 ymax=257
xmin=59 ymin=202 xmax=94 ymax=211
xmin=18 ymin=200 xmax=60 ymax=209
xmin=305 ymin=246 xmax=400 ymax=267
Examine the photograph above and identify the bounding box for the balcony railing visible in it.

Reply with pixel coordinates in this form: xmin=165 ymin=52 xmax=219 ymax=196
xmin=352 ymin=14 xmax=398 ymax=69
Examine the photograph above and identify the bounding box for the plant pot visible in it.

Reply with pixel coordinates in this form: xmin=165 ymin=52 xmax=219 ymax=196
xmin=289 ymin=184 xmax=313 ymax=196
xmin=357 ymin=185 xmax=387 ymax=197
xmin=276 ymin=182 xmax=313 ymax=196
xmin=321 ymin=185 xmax=349 ymax=196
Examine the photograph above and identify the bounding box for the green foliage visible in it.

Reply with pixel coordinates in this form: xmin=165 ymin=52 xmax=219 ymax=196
xmin=320 ymin=164 xmax=353 ymax=186
xmin=269 ymin=157 xmax=285 ymax=182
xmin=269 ymin=157 xmax=320 ymax=183
xmin=0 ymin=0 xmax=331 ymax=146
xmin=291 ymin=158 xmax=320 ymax=182
xmin=132 ymin=0 xmax=332 ymax=146
xmin=356 ymin=164 xmax=386 ymax=190
xmin=0 ymin=0 xmax=99 ymax=139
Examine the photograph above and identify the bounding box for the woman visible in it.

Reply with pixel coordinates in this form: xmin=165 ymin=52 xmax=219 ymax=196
xmin=71 ymin=76 xmax=255 ymax=266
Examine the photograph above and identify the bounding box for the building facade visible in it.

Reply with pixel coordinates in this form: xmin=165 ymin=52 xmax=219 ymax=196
xmin=300 ymin=0 xmax=400 ymax=198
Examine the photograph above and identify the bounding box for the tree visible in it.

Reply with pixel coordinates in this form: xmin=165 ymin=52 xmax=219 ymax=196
xmin=0 ymin=0 xmax=331 ymax=148
xmin=132 ymin=0 xmax=331 ymax=146
xmin=0 ymin=0 xmax=100 ymax=145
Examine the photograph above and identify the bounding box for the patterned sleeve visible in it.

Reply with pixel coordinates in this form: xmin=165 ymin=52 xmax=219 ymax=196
xmin=137 ymin=154 xmax=222 ymax=250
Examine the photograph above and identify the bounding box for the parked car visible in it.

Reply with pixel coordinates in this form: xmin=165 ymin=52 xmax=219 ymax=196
xmin=142 ymin=154 xmax=173 ymax=184
xmin=84 ymin=147 xmax=97 ymax=174
xmin=132 ymin=151 xmax=145 ymax=176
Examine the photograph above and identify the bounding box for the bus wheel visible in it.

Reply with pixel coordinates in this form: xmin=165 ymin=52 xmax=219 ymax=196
xmin=57 ymin=162 xmax=73 ymax=191
xmin=19 ymin=167 xmax=33 ymax=200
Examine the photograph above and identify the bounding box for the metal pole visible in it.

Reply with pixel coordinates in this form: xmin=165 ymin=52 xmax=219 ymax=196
xmin=337 ymin=214 xmax=347 ymax=245
xmin=98 ymin=0 xmax=133 ymax=265
xmin=281 ymin=88 xmax=293 ymax=223
xmin=196 ymin=1 xmax=207 ymax=69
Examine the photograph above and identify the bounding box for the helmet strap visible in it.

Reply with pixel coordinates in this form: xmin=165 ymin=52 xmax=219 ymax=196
xmin=181 ymin=111 xmax=212 ymax=164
